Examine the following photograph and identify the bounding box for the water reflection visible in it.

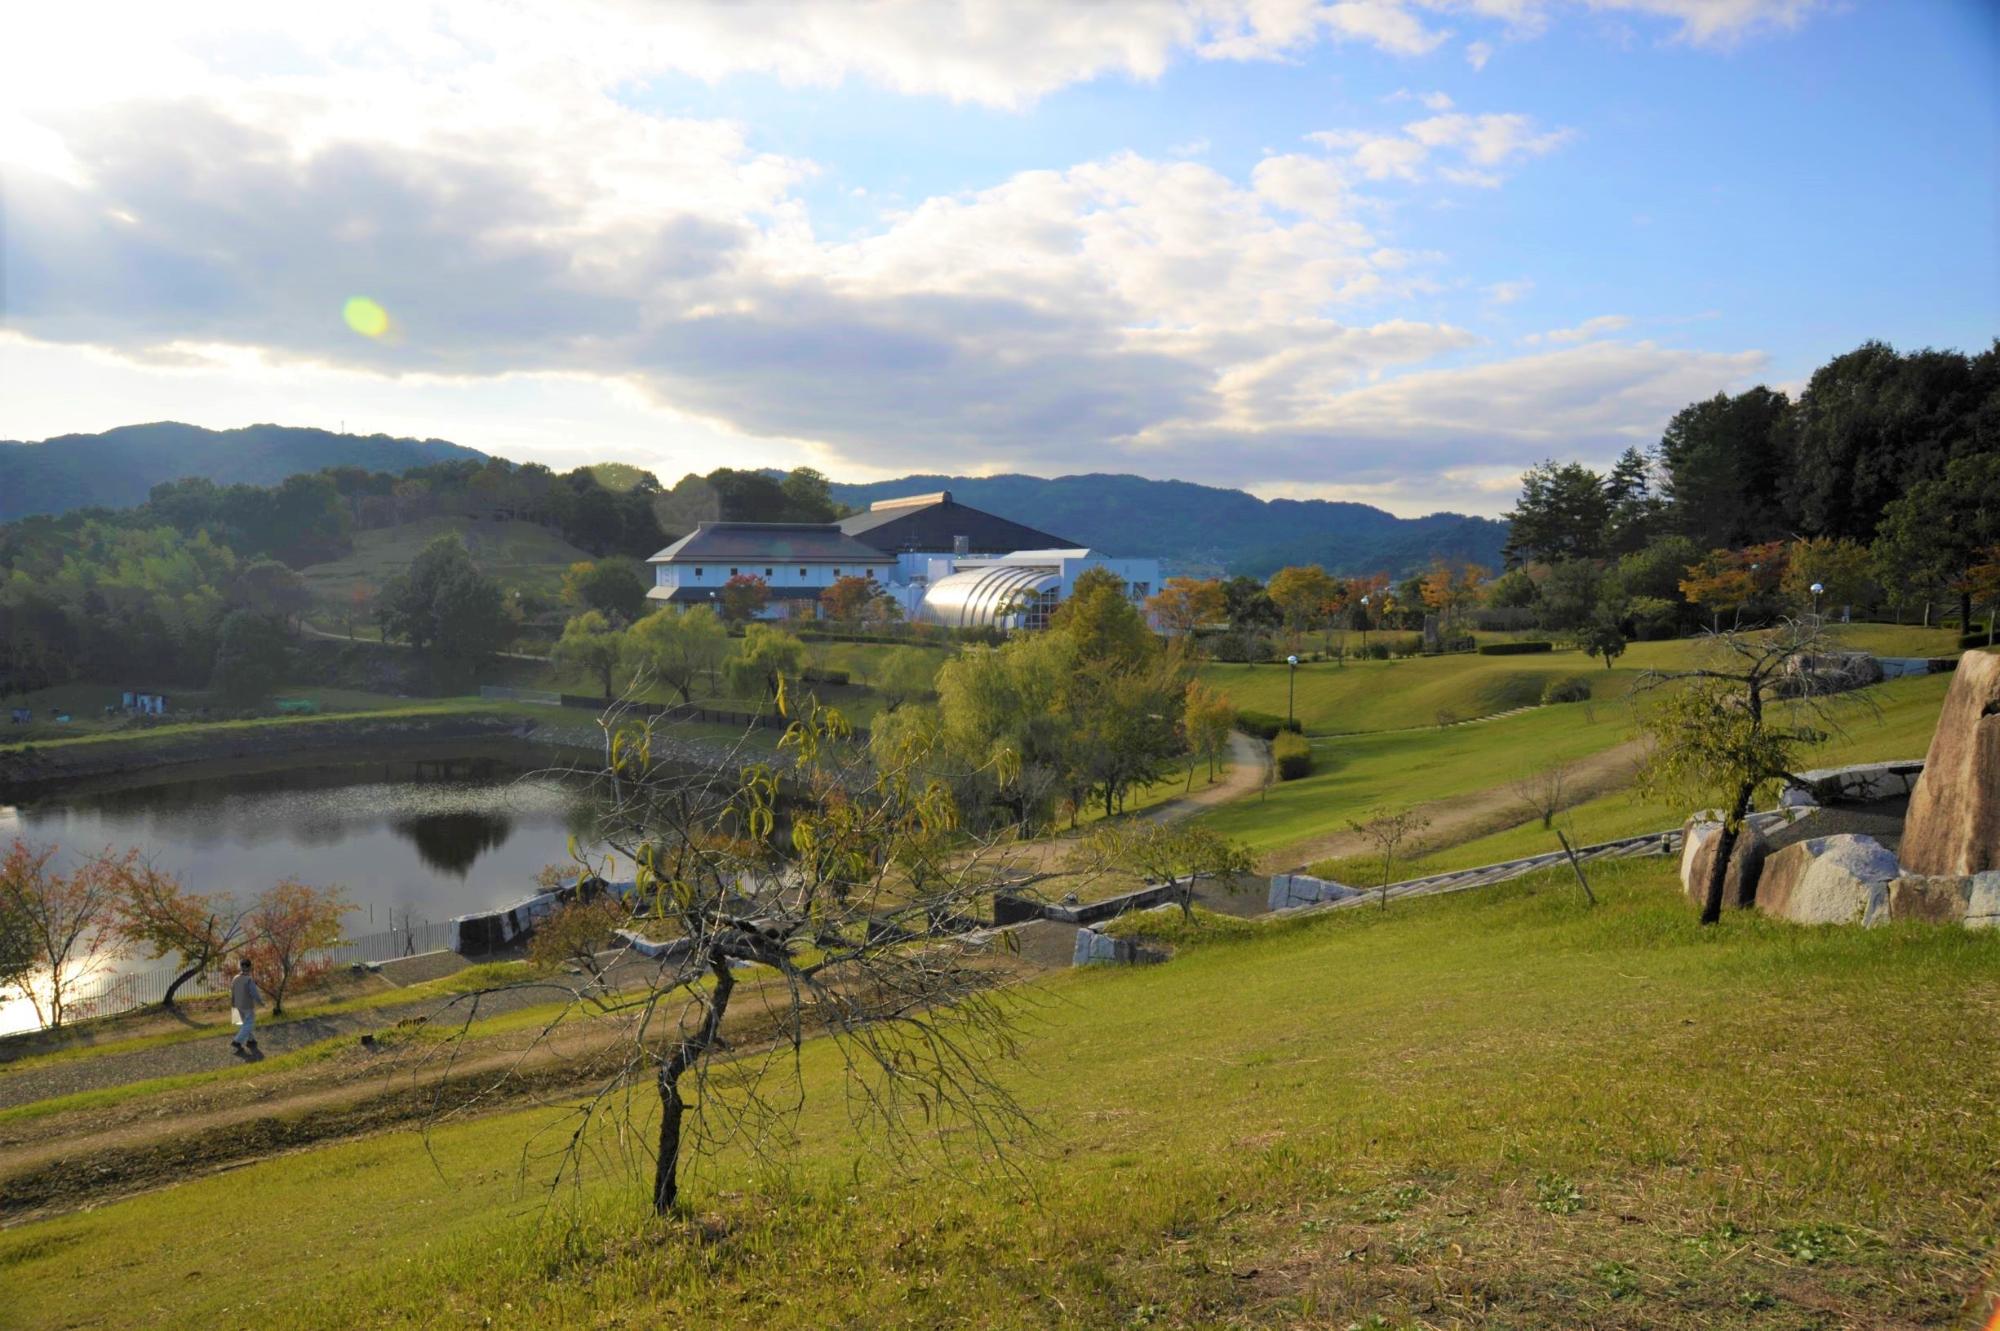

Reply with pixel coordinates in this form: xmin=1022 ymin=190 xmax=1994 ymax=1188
xmin=394 ymin=810 xmax=514 ymax=877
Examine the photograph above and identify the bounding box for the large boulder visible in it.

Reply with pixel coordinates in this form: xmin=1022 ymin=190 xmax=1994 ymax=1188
xmin=1887 ymin=871 xmax=2000 ymax=928
xmin=1679 ymin=818 xmax=1769 ymax=910
xmin=1901 ymin=650 xmax=2000 ymax=876
xmin=1756 ymin=834 xmax=1899 ymax=926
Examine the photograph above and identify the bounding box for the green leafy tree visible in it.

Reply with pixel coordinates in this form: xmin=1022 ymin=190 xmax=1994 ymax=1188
xmin=1067 ymin=820 xmax=1254 ymax=923
xmin=1537 ymin=560 xmax=1603 ymax=633
xmin=210 ymin=610 xmax=292 ymax=702
xmin=1781 ymin=537 xmax=1876 ymax=616
xmin=376 ymin=533 xmax=512 ymax=685
xmin=1266 ymin=565 xmax=1338 ymax=633
xmin=869 ymin=646 xmax=939 ymax=713
xmin=1054 ymin=566 xmax=1154 ymax=665
xmin=1220 ymin=576 xmax=1281 ymax=632
xmin=1504 ymin=460 xmax=1611 ymax=565
xmin=623 ymin=605 xmax=727 ymax=703
xmin=1636 ymin=621 xmax=1841 ymax=924
xmin=1603 ymin=446 xmax=1664 ymax=554
xmin=553 ymin=610 xmax=625 ymax=700
xmin=560 ymin=558 xmax=650 ymax=623
xmin=1182 ymin=678 xmax=1235 ymax=785
xmin=1580 ymin=613 xmax=1627 ymax=670
xmin=1657 ymin=388 xmax=1793 ymax=548
xmin=725 ymin=623 xmax=807 ymax=702
xmin=1871 ymin=453 xmax=2000 ymax=631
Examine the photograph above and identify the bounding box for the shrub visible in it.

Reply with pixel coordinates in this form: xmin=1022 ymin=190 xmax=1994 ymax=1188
xmin=799 ymin=667 xmax=850 ymax=686
xmin=1363 ymin=642 xmax=1391 ymax=660
xmin=1272 ymin=730 xmax=1313 ymax=780
xmin=1541 ymin=676 xmax=1592 ymax=705
xmin=1392 ymin=634 xmax=1427 ymax=658
xmin=1478 ymin=640 xmax=1554 ymax=656
xmin=1440 ymin=632 xmax=1477 ymax=653
xmin=1235 ymin=709 xmax=1301 ymax=741
xmin=1210 ymin=632 xmax=1272 ymax=663
xmin=1960 ymin=631 xmax=1995 ymax=651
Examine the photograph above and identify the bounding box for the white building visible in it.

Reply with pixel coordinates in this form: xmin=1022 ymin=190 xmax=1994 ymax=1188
xmin=645 ymin=522 xmax=897 ymax=619
xmin=644 ymin=496 xmax=1161 ymax=630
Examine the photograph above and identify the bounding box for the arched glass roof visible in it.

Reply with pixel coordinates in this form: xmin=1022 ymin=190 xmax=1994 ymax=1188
xmin=919 ymin=564 xmax=1059 ymax=629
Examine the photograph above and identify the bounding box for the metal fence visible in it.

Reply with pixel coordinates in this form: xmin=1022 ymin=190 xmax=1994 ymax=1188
xmin=43 ymin=919 xmax=461 ymax=1029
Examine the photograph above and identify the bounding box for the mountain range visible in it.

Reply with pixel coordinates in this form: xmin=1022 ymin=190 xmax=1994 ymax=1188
xmin=829 ymin=474 xmax=1507 ymax=577
xmin=0 ymin=422 xmax=483 ymax=522
xmin=0 ymin=422 xmax=1507 ymax=576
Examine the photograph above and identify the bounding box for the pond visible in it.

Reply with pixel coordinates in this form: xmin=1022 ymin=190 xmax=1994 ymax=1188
xmin=0 ymin=746 xmax=612 ymax=1034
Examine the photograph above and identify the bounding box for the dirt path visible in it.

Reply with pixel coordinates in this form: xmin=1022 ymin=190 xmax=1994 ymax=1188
xmin=1143 ymin=731 xmax=1268 ymax=822
xmin=1264 ymin=735 xmax=1652 ymax=872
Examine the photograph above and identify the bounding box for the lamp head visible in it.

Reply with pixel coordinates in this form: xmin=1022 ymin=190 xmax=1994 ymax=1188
xmin=1286 ymin=654 xmax=1299 ymax=666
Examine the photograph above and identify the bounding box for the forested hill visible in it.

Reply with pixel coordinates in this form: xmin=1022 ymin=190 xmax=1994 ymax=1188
xmin=828 ymin=473 xmax=1507 ymax=577
xmin=0 ymin=422 xmax=486 ymax=521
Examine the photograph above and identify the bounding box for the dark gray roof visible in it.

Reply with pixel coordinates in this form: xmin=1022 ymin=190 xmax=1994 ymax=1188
xmin=648 ymin=522 xmax=896 ymax=565
xmin=836 ymin=494 xmax=1074 ymax=555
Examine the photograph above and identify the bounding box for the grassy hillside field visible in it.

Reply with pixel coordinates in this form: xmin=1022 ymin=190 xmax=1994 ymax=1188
xmin=5 ymin=856 xmax=1995 ymax=1329
xmin=1199 ymin=624 xmax=1962 ymax=737
xmin=298 ymin=516 xmax=595 ymax=614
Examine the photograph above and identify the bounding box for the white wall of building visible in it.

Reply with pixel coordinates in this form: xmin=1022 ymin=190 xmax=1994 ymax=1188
xmin=652 ymin=559 xmax=893 ymax=596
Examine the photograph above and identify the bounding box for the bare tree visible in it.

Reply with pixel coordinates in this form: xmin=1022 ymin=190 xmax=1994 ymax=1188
xmin=424 ymin=686 xmax=1044 ymax=1216
xmin=1348 ymin=807 xmax=1432 ymax=911
xmin=1508 ymin=760 xmax=1574 ymax=832
xmin=1635 ymin=618 xmax=1857 ymax=925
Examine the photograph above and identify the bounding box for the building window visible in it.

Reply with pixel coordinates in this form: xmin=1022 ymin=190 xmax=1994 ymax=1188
xmin=730 ymin=567 xmax=739 ymax=576
xmin=765 ymin=567 xmax=774 ymax=578
xmin=799 ymin=568 xmax=807 ymax=577
xmin=866 ymin=569 xmax=876 ymax=580
xmin=694 ymin=567 xmax=703 ymax=578
xmin=833 ymin=568 xmax=841 ymax=577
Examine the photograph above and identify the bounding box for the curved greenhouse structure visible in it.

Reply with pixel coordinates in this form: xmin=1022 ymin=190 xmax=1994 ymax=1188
xmin=919 ymin=564 xmax=1061 ymax=630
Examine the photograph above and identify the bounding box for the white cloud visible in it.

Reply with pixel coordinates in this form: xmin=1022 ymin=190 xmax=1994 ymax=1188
xmin=1310 ymin=110 xmax=1573 ymax=185
xmin=0 ymin=0 xmax=1801 ymax=511
xmin=1486 ymin=279 xmax=1534 ymax=304
xmin=1524 ymin=314 xmax=1634 ymax=344
xmin=1465 ymin=38 xmax=1496 ymax=67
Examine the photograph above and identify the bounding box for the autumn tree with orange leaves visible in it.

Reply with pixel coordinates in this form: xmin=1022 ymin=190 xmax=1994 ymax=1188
xmin=242 ymin=881 xmax=350 ymax=1015
xmin=0 ymin=840 xmax=131 ymax=1028
xmin=1146 ymin=576 xmax=1227 ymax=638
xmin=116 ymin=864 xmax=251 ymax=1009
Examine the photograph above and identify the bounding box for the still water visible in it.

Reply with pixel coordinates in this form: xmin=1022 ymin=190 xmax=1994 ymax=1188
xmin=0 ymin=751 xmax=604 ymax=926
xmin=0 ymin=749 xmax=612 ymax=1033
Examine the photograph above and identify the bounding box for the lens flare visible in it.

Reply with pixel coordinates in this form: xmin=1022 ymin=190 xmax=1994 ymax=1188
xmin=342 ymin=296 xmax=391 ymax=339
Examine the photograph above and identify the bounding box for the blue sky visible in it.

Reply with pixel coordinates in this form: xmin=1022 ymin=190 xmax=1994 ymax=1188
xmin=2 ymin=1 xmax=1995 ymax=514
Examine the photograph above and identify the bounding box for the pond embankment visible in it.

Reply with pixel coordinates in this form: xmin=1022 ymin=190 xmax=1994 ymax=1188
xmin=0 ymin=705 xmax=772 ymax=799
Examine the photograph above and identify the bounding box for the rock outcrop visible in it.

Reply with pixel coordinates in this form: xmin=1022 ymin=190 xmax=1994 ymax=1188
xmin=1900 ymin=649 xmax=2000 ymax=876
xmin=1890 ymin=872 xmax=2000 ymax=928
xmin=1756 ymin=834 xmax=1899 ymax=926
xmin=1679 ymin=818 xmax=1769 ymax=910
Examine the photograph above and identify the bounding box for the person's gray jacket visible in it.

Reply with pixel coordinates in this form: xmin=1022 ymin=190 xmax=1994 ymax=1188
xmin=231 ymin=973 xmax=261 ymax=1013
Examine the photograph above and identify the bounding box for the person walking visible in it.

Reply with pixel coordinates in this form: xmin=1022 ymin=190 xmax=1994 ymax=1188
xmin=230 ymin=957 xmax=262 ymax=1055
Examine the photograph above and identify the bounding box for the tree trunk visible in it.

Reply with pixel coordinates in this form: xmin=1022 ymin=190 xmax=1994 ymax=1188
xmin=161 ymin=954 xmax=207 ymax=1008
xmin=1700 ymin=782 xmax=1755 ymax=926
xmin=653 ymin=952 xmax=736 ymax=1214
xmin=1960 ymin=590 xmax=1973 ymax=634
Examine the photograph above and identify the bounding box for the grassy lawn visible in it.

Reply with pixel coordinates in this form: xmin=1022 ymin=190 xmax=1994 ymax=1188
xmin=297 ymin=516 xmax=593 ymax=610
xmin=5 ymin=856 xmax=1995 ymax=1329
xmin=1367 ymin=671 xmax=1953 ymax=878
xmin=1193 ymin=699 xmax=1637 ymax=856
xmin=1198 ymin=625 xmax=1963 ymax=737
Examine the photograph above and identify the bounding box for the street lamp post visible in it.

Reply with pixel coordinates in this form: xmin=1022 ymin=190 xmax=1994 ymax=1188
xmin=1285 ymin=654 xmax=1299 ymax=728
xmin=1359 ymin=595 xmax=1370 ymax=656
xmin=1810 ymin=581 xmax=1824 ymax=624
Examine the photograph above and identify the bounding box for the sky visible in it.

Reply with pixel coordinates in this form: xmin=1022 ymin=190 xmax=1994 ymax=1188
xmin=1 ymin=1 xmax=1995 ymax=517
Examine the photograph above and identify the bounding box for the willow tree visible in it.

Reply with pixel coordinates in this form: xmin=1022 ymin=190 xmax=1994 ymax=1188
xmin=431 ymin=685 xmax=1039 ymax=1216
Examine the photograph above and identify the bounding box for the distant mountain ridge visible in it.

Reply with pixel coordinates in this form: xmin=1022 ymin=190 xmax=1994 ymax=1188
xmin=0 ymin=422 xmax=487 ymax=521
xmin=829 ymin=473 xmax=1507 ymax=577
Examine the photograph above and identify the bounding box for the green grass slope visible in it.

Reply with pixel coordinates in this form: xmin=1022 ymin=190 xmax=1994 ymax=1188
xmin=298 ymin=516 xmax=595 ymax=611
xmin=1200 ymin=627 xmax=1964 ymax=737
xmin=5 ymin=857 xmax=1996 ymax=1329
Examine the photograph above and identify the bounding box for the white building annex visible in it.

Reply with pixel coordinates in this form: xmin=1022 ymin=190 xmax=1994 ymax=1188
xmin=646 ymin=492 xmax=1160 ymax=630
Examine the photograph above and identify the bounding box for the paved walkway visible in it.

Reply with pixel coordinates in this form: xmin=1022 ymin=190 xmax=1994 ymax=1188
xmin=0 ymin=963 xmax=600 ymax=1111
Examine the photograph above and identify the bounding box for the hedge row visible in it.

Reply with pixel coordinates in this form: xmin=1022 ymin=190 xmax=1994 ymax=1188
xmin=1236 ymin=709 xmax=1303 ymax=740
xmin=800 ymin=667 xmax=851 ymax=686
xmin=1960 ymin=632 xmax=1995 ymax=651
xmin=1477 ymin=641 xmax=1554 ymax=656
xmin=1272 ymin=730 xmax=1313 ymax=780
